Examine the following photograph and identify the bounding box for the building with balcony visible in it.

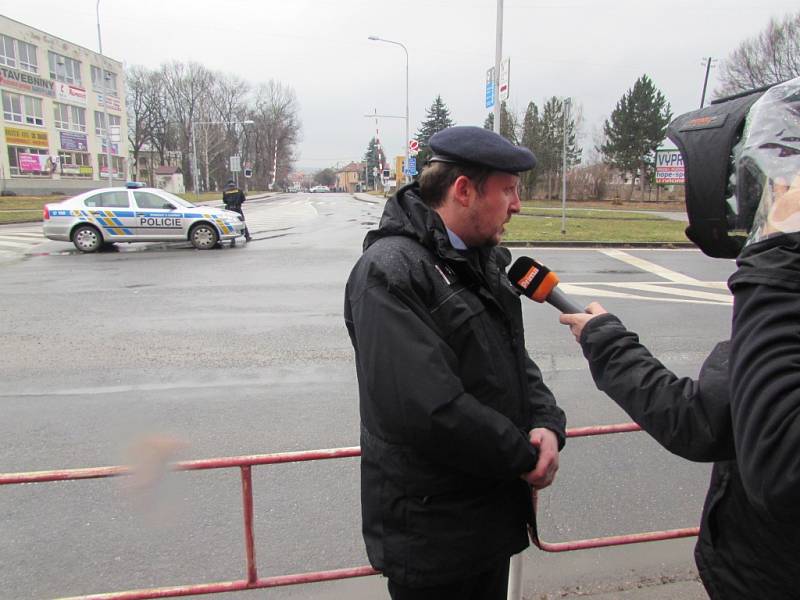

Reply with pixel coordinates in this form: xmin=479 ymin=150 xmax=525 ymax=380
xmin=0 ymin=15 xmax=127 ymax=194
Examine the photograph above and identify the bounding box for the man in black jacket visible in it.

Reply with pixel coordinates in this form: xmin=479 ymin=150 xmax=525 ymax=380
xmin=222 ymin=179 xmax=251 ymax=241
xmin=559 ymin=77 xmax=800 ymax=599
xmin=344 ymin=126 xmax=566 ymax=600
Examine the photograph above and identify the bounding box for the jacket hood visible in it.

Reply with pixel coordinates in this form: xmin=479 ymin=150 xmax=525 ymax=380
xmin=729 ymin=231 xmax=800 ymax=291
xmin=364 ymin=182 xmax=453 ymax=256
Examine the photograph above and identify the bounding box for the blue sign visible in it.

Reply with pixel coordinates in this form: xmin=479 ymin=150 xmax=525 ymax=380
xmin=485 ymin=67 xmax=495 ymax=109
xmin=405 ymin=156 xmax=417 ymax=176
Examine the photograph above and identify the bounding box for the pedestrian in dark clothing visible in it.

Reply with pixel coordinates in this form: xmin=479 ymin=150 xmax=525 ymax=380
xmin=344 ymin=126 xmax=566 ymax=600
xmin=559 ymin=77 xmax=800 ymax=600
xmin=222 ymin=179 xmax=251 ymax=241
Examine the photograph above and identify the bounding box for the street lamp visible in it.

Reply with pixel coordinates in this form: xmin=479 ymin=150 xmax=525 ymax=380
xmin=699 ymin=57 xmax=717 ymax=108
xmin=190 ymin=119 xmax=254 ymax=199
xmin=96 ymin=0 xmax=112 ymax=187
xmin=368 ymin=36 xmax=410 ymax=183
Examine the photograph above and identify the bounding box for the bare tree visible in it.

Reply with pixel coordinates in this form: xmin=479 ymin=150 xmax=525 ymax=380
xmin=250 ymin=81 xmax=301 ymax=190
xmin=126 ymin=65 xmax=157 ymax=182
xmin=160 ymin=62 xmax=216 ymax=191
xmin=716 ymin=11 xmax=800 ymax=97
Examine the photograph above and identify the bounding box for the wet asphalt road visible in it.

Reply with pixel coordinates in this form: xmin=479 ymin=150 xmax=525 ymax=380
xmin=0 ymin=193 xmax=732 ymax=599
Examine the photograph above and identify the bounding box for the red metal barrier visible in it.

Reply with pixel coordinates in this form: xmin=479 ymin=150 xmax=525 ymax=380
xmin=530 ymin=423 xmax=700 ymax=552
xmin=0 ymin=425 xmax=699 ymax=599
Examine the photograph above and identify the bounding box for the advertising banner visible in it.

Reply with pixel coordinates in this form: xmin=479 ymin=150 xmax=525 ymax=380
xmin=18 ymin=152 xmax=50 ymax=172
xmin=101 ymin=140 xmax=120 ymax=155
xmin=5 ymin=126 xmax=49 ymax=148
xmin=59 ymin=131 xmax=88 ymax=151
xmin=655 ymin=149 xmax=685 ymax=184
xmin=0 ymin=66 xmax=55 ymax=97
xmin=56 ymin=82 xmax=86 ymax=105
xmin=96 ymin=92 xmax=121 ymax=112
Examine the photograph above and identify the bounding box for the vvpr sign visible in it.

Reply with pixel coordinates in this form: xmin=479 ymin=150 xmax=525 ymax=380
xmin=655 ymin=149 xmax=685 ymax=184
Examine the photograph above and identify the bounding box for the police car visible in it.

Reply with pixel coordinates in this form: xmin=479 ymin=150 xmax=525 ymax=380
xmin=42 ymin=183 xmax=246 ymax=252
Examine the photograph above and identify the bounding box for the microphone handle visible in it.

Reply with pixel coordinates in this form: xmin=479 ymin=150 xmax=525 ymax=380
xmin=547 ymin=287 xmax=584 ymax=314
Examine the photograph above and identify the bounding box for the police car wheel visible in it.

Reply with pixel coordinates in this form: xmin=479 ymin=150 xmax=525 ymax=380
xmin=72 ymin=224 xmax=102 ymax=253
xmin=190 ymin=223 xmax=219 ymax=250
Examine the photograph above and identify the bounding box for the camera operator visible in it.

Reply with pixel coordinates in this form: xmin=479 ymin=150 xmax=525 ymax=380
xmin=559 ymin=77 xmax=800 ymax=599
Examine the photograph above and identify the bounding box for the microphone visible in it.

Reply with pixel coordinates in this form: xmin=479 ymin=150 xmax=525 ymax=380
xmin=508 ymin=256 xmax=584 ymax=313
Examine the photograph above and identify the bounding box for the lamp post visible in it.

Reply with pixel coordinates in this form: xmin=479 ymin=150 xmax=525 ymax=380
xmin=700 ymin=57 xmax=716 ymax=108
xmin=368 ymin=36 xmax=409 ymax=183
xmin=96 ymin=0 xmax=113 ymax=187
xmin=190 ymin=119 xmax=254 ymax=200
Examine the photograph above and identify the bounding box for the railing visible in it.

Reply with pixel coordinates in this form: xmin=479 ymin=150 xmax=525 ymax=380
xmin=0 ymin=423 xmax=699 ymax=600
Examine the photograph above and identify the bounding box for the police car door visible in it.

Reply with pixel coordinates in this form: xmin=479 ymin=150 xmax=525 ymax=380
xmin=83 ymin=190 xmax=136 ymax=240
xmin=132 ymin=191 xmax=184 ymax=240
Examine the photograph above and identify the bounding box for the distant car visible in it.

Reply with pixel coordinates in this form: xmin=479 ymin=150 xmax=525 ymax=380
xmin=42 ymin=184 xmax=246 ymax=252
xmin=309 ymin=185 xmax=330 ymax=193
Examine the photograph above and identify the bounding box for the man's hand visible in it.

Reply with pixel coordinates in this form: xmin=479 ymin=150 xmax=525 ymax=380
xmin=559 ymin=302 xmax=607 ymax=342
xmin=521 ymin=428 xmax=560 ymax=489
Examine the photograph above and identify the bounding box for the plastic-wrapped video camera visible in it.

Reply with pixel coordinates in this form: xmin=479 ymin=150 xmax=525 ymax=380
xmin=668 ymin=76 xmax=800 ymax=258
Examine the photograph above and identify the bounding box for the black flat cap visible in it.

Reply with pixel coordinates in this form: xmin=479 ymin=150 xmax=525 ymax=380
xmin=429 ymin=126 xmax=537 ymax=173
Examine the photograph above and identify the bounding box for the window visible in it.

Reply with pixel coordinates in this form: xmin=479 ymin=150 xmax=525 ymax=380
xmin=91 ymin=66 xmax=118 ymax=96
xmin=0 ymin=35 xmax=37 ymax=73
xmin=134 ymin=191 xmax=172 ymax=209
xmin=85 ymin=191 xmax=129 ymax=208
xmin=2 ymin=92 xmax=43 ymax=126
xmin=7 ymin=146 xmax=49 ymax=177
xmin=57 ymin=151 xmax=92 ymax=178
xmin=2 ymin=91 xmax=22 ymax=122
xmin=98 ymin=154 xmax=125 ymax=178
xmin=0 ymin=34 xmax=16 ymax=69
xmin=48 ymin=51 xmax=82 ymax=85
xmin=23 ymin=96 xmax=43 ymax=126
xmin=94 ymin=111 xmax=120 ymax=135
xmin=53 ymin=103 xmax=86 ymax=132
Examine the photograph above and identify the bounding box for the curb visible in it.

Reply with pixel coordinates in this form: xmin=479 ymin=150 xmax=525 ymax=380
xmin=504 ymin=241 xmax=695 ymax=249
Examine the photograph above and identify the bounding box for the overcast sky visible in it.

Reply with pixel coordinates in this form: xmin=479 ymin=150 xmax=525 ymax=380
xmin=5 ymin=0 xmax=798 ymax=171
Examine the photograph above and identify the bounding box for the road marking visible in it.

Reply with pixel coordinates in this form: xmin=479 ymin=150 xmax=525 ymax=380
xmin=0 ymin=239 xmax=34 ymax=249
xmin=599 ymin=249 xmax=700 ymax=283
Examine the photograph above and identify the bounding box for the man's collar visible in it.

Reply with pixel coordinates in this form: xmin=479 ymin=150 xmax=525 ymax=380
xmin=445 ymin=226 xmax=468 ymax=250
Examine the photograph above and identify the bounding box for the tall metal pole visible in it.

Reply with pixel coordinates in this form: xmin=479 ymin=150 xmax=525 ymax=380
xmin=493 ymin=0 xmax=503 ymax=134
xmin=561 ymin=98 xmax=571 ymax=235
xmin=191 ymin=121 xmax=199 ymax=200
xmin=96 ymin=0 xmax=112 ymax=187
xmin=700 ymin=57 xmax=712 ymax=108
xmin=367 ymin=37 xmax=410 ymax=183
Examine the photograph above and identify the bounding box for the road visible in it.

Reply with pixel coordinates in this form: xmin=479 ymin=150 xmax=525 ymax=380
xmin=0 ymin=192 xmax=732 ymax=599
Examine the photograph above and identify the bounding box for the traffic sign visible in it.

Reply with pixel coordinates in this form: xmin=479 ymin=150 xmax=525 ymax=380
xmin=408 ymin=139 xmax=419 ymax=153
xmin=485 ymin=67 xmax=495 ymax=109
xmin=229 ymin=155 xmax=241 ymax=172
xmin=499 ymin=58 xmax=510 ymax=100
xmin=404 ymin=156 xmax=417 ymax=176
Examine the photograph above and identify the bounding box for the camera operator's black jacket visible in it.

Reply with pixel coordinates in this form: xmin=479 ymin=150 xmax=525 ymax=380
xmin=344 ymin=183 xmax=566 ymax=587
xmin=579 ymin=310 xmax=799 ymax=599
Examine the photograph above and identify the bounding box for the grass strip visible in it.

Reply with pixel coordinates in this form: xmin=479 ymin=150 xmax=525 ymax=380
xmin=505 ymin=213 xmax=688 ymax=242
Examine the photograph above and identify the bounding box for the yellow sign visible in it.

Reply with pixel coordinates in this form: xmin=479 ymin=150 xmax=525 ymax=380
xmin=5 ymin=126 xmax=49 ymax=148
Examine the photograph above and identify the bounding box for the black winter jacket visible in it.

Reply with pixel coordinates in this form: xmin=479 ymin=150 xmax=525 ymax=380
xmin=222 ymin=184 xmax=245 ymax=209
xmin=344 ymin=183 xmax=566 ymax=586
xmin=579 ymin=311 xmax=800 ymax=599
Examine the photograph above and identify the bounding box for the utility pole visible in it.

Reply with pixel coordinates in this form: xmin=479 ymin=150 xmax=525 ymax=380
xmin=96 ymin=0 xmax=113 ymax=187
xmin=700 ymin=57 xmax=715 ymax=108
xmin=493 ymin=0 xmax=503 ymax=134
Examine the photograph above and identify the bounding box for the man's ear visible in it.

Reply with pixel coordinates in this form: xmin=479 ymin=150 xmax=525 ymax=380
xmin=452 ymin=175 xmax=474 ymax=207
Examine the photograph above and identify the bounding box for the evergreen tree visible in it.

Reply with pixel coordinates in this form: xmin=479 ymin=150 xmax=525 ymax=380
xmin=483 ymin=102 xmax=518 ymax=143
xmin=415 ymin=95 xmax=455 ymax=168
xmin=362 ymin=137 xmax=382 ymax=189
xmin=601 ymin=75 xmax=671 ymax=199
xmin=519 ymin=102 xmax=542 ymax=199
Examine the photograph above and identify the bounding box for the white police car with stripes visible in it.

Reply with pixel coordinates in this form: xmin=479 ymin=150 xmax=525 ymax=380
xmin=42 ymin=183 xmax=246 ymax=252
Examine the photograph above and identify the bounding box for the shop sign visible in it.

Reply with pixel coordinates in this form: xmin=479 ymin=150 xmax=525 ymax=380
xmin=96 ymin=92 xmax=121 ymax=112
xmin=0 ymin=66 xmax=55 ymax=97
xmin=5 ymin=126 xmax=49 ymax=148
xmin=101 ymin=140 xmax=120 ymax=155
xmin=60 ymin=131 xmax=88 ymax=151
xmin=56 ymin=82 xmax=86 ymax=105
